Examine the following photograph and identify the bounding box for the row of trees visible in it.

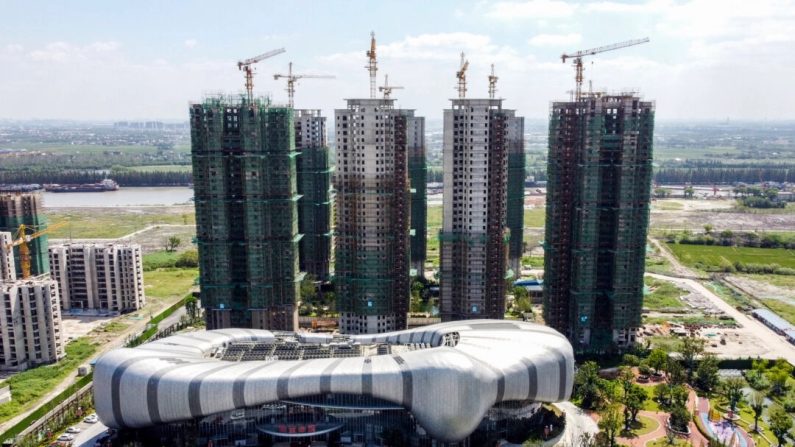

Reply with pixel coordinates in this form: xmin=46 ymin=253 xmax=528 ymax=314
xmin=669 ymin=229 xmax=795 ymax=249
xmin=0 ymin=169 xmax=192 ymax=186
xmin=654 ymin=167 xmax=795 ymax=184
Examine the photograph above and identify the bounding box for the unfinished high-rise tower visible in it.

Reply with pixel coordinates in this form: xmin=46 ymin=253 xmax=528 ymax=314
xmin=440 ymin=97 xmax=515 ymax=321
xmin=190 ymin=95 xmax=302 ymax=331
xmin=406 ymin=111 xmax=427 ymax=275
xmin=543 ymin=93 xmax=654 ymax=353
xmin=334 ymin=98 xmax=411 ymax=334
xmin=295 ymin=109 xmax=332 ymax=282
xmin=506 ymin=116 xmax=526 ymax=274
xmin=0 ymin=193 xmax=49 ymax=277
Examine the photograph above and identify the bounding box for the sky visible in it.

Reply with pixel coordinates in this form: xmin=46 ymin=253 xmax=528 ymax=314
xmin=1 ymin=0 xmax=794 ymax=121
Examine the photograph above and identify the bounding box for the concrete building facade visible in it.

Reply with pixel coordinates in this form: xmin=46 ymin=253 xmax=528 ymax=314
xmin=0 ymin=232 xmax=15 ymax=282
xmin=334 ymin=98 xmax=411 ymax=334
xmin=0 ymin=193 xmax=49 ymax=277
xmin=543 ymin=93 xmax=654 ymax=353
xmin=49 ymin=243 xmax=145 ymax=313
xmin=190 ymin=96 xmax=302 ymax=331
xmin=294 ymin=109 xmax=332 ymax=282
xmin=440 ymin=98 xmax=513 ymax=321
xmin=0 ymin=279 xmax=64 ymax=370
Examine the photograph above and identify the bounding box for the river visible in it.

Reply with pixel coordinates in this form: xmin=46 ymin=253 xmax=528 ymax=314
xmin=42 ymin=187 xmax=194 ymax=208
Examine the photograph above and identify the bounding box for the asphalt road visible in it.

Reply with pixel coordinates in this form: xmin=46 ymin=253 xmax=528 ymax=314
xmin=71 ymin=418 xmax=108 ymax=446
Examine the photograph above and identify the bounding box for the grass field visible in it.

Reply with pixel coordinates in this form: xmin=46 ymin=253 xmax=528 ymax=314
xmin=524 ymin=207 xmax=545 ymax=227
xmin=46 ymin=209 xmax=195 ymax=239
xmin=128 ymin=164 xmax=192 ymax=172
xmin=667 ymin=243 xmax=795 ymax=270
xmin=739 ymin=274 xmax=795 ymax=289
xmin=732 ymin=202 xmax=795 ymax=214
xmin=0 ymin=338 xmax=97 ymax=423
xmin=2 ymin=142 xmax=159 ymax=154
xmin=643 ymin=277 xmax=687 ymax=311
xmin=653 ymin=200 xmax=685 ymax=211
xmin=144 ymin=268 xmax=198 ymax=302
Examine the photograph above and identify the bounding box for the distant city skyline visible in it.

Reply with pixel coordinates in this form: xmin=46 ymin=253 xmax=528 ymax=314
xmin=1 ymin=0 xmax=794 ymax=121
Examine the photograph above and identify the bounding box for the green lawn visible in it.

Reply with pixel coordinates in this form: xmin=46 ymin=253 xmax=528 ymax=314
xmin=144 ymin=268 xmax=198 ymax=301
xmin=1 ymin=142 xmax=159 ymax=154
xmin=654 ymin=200 xmax=685 ymax=211
xmin=667 ymin=243 xmax=795 ymax=270
xmin=523 ymin=207 xmax=545 ymax=227
xmin=644 ymin=277 xmax=687 ymax=311
xmin=143 ymin=251 xmax=182 ymax=270
xmin=0 ymin=338 xmax=97 ymax=423
xmin=46 ymin=209 xmax=195 ymax=239
xmin=628 ymin=414 xmax=659 ymax=437
xmin=645 ymin=335 xmax=684 ymax=353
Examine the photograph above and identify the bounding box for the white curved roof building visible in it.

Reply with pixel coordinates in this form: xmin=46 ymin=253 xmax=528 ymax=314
xmin=94 ymin=320 xmax=574 ymax=443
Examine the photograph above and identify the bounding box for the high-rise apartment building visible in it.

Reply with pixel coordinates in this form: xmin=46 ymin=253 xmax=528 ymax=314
xmin=334 ymin=98 xmax=411 ymax=334
xmin=543 ymin=93 xmax=654 ymax=353
xmin=506 ymin=115 xmax=526 ymax=274
xmin=295 ymin=109 xmax=332 ymax=282
xmin=406 ymin=111 xmax=427 ymax=275
xmin=49 ymin=243 xmax=145 ymax=313
xmin=0 ymin=232 xmax=15 ymax=281
xmin=190 ymin=96 xmax=302 ymax=331
xmin=0 ymin=193 xmax=49 ymax=277
xmin=0 ymin=279 xmax=64 ymax=370
xmin=440 ymin=98 xmax=514 ymax=321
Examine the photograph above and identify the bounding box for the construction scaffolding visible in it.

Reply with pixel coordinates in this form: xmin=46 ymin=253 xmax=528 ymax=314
xmin=190 ymin=95 xmax=302 ymax=331
xmin=506 ymin=114 xmax=526 ymax=274
xmin=543 ymin=93 xmax=655 ymax=353
xmin=406 ymin=113 xmax=427 ymax=275
xmin=295 ymin=110 xmax=332 ymax=282
xmin=0 ymin=193 xmax=49 ymax=277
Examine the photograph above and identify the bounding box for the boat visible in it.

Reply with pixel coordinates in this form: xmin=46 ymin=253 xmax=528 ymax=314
xmin=0 ymin=184 xmax=43 ymax=193
xmin=44 ymin=179 xmax=119 ymax=193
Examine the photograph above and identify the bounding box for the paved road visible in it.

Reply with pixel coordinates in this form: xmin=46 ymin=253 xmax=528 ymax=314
xmin=647 ymin=240 xmax=795 ymax=364
xmin=72 ymin=419 xmax=108 ymax=446
xmin=553 ymin=401 xmax=599 ymax=446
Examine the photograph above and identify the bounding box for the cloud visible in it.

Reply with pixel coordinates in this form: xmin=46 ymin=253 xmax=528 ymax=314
xmin=486 ymin=0 xmax=577 ymax=20
xmin=528 ymin=33 xmax=581 ymax=47
xmin=184 ymin=39 xmax=198 ymax=49
xmin=26 ymin=41 xmax=121 ymax=62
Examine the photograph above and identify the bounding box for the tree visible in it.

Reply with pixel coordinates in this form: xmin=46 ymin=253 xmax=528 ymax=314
xmin=623 ymin=385 xmax=647 ymax=429
xmin=684 ymin=186 xmax=695 ymax=199
xmin=300 ymin=275 xmax=318 ymax=303
xmin=749 ymin=391 xmax=766 ymax=433
xmin=704 ymin=224 xmax=714 ymax=234
xmin=165 ymin=236 xmax=181 ymax=252
xmin=618 ymin=366 xmax=635 ymax=396
xmin=665 ymin=358 xmax=686 ymax=386
xmin=648 ymin=349 xmax=668 ymax=375
xmin=669 ymin=404 xmax=691 ymax=433
xmin=680 ymin=335 xmax=706 ymax=380
xmin=175 ymin=249 xmax=198 ymax=268
xmin=769 ymin=406 xmax=793 ymax=447
xmin=722 ymin=377 xmax=746 ymax=418
xmin=598 ymin=404 xmax=622 ymax=447
xmin=575 ymin=361 xmax=609 ymax=410
xmin=695 ymin=354 xmax=721 ymax=394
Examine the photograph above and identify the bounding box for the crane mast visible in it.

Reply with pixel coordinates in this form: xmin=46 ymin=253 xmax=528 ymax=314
xmin=561 ymin=37 xmax=649 ymax=100
xmin=273 ymin=62 xmax=335 ymax=108
xmin=237 ymin=47 xmax=286 ymax=104
xmin=488 ymin=64 xmax=498 ymax=99
xmin=456 ymin=52 xmax=469 ymax=99
xmin=366 ymin=32 xmax=378 ymax=99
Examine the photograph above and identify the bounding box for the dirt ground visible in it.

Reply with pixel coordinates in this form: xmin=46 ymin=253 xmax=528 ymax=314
xmin=724 ymin=275 xmax=795 ymax=304
xmin=60 ymin=315 xmax=115 ymax=339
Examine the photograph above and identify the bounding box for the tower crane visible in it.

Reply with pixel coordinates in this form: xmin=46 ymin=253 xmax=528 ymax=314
xmin=273 ymin=62 xmax=335 ymax=108
xmin=237 ymin=48 xmax=286 ymax=104
xmin=366 ymin=32 xmax=378 ymax=99
xmin=4 ymin=221 xmax=67 ymax=279
xmin=488 ymin=64 xmax=498 ymax=99
xmin=378 ymin=74 xmax=403 ymax=100
xmin=456 ymin=52 xmax=469 ymax=99
xmin=561 ymin=37 xmax=649 ymax=100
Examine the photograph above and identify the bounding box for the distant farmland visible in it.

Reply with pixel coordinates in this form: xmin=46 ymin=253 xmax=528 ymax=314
xmin=667 ymin=243 xmax=795 ymax=270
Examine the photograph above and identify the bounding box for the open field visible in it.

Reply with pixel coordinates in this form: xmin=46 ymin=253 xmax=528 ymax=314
xmin=144 ymin=268 xmax=198 ymax=304
xmin=46 ymin=206 xmax=195 ymax=239
xmin=128 ymin=164 xmax=192 ymax=172
xmin=667 ymin=243 xmax=795 ymax=270
xmin=0 ymin=339 xmax=96 ymax=423
xmin=643 ymin=277 xmax=688 ymax=311
xmin=0 ymin=142 xmax=160 ymax=154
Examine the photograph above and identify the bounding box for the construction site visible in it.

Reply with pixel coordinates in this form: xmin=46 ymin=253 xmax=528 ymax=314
xmin=0 ymin=193 xmax=50 ymax=278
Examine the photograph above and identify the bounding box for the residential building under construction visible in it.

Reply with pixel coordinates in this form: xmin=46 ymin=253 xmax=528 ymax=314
xmin=0 ymin=232 xmax=14 ymax=281
xmin=406 ymin=111 xmax=427 ymax=275
xmin=0 ymin=279 xmax=64 ymax=370
xmin=543 ymin=93 xmax=654 ymax=353
xmin=506 ymin=115 xmax=526 ymax=274
xmin=0 ymin=193 xmax=49 ymax=277
xmin=440 ymin=98 xmax=517 ymax=321
xmin=334 ymin=98 xmax=411 ymax=334
xmin=49 ymin=243 xmax=145 ymax=313
xmin=190 ymin=95 xmax=302 ymax=331
xmin=294 ymin=109 xmax=332 ymax=282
